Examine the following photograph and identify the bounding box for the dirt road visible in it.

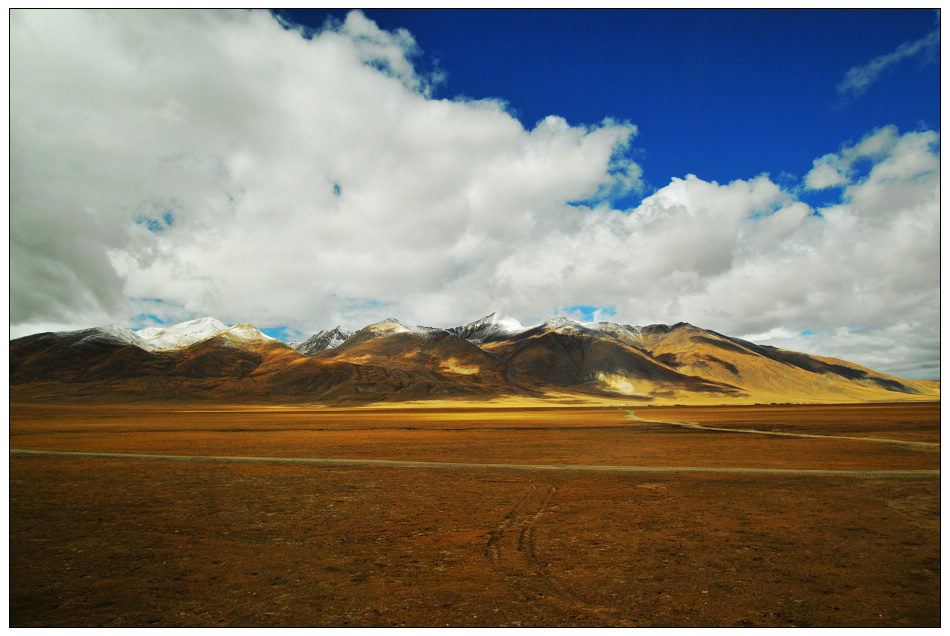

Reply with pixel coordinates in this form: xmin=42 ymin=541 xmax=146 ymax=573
xmin=9 ymin=448 xmax=938 ymax=478
xmin=626 ymin=411 xmax=940 ymax=448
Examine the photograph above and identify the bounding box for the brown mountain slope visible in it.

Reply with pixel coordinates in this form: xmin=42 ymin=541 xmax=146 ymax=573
xmin=633 ymin=323 xmax=936 ymax=404
xmin=480 ymin=325 xmax=741 ymax=400
xmin=314 ymin=321 xmax=528 ymax=401
xmin=8 ymin=317 xmax=939 ymax=405
xmin=9 ymin=321 xmax=530 ymax=405
xmin=11 ymin=329 xmax=176 ymax=386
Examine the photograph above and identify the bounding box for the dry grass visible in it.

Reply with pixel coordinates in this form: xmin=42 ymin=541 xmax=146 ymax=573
xmin=9 ymin=401 xmax=940 ymax=626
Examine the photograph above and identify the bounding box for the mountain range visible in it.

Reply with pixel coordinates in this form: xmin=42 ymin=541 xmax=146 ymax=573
xmin=9 ymin=313 xmax=939 ymax=405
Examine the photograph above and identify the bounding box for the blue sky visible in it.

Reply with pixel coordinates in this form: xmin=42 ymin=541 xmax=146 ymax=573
xmin=278 ymin=9 xmax=939 ymax=202
xmin=10 ymin=9 xmax=941 ymax=378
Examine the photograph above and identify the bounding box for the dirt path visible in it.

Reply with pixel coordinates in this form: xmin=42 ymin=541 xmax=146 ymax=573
xmin=626 ymin=412 xmax=940 ymax=449
xmin=9 ymin=449 xmax=938 ymax=478
xmin=485 ymin=482 xmax=558 ymax=573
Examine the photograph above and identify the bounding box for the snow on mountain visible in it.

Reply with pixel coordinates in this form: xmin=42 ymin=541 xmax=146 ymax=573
xmin=529 ymin=316 xmax=619 ymax=337
xmin=512 ymin=317 xmax=648 ymax=350
xmin=540 ymin=316 xmax=589 ymax=332
xmin=365 ymin=319 xmax=411 ymax=335
xmin=98 ymin=324 xmax=151 ymax=347
xmin=324 ymin=329 xmax=350 ymax=348
xmin=587 ymin=322 xmax=642 ymax=345
xmin=65 ymin=324 xmax=151 ymax=350
xmin=293 ymin=327 xmax=353 ymax=355
xmin=450 ymin=312 xmax=648 ymax=345
xmin=537 ymin=317 xmax=648 ymax=339
xmin=134 ymin=317 xmax=228 ymax=350
xmin=11 ymin=310 xmax=938 ymax=405
xmin=218 ymin=323 xmax=277 ymax=344
xmin=26 ymin=313 xmax=693 ymax=357
xmin=490 ymin=314 xmax=524 ymax=333
xmin=363 ymin=319 xmax=438 ymax=336
xmin=449 ymin=312 xmax=526 ymax=343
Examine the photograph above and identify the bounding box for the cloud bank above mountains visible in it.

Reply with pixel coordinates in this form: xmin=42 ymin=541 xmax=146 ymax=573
xmin=10 ymin=10 xmax=940 ymax=379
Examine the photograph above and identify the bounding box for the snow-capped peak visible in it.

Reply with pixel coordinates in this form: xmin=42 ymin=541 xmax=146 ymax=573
xmin=541 ymin=316 xmax=590 ymax=331
xmin=365 ymin=319 xmax=412 ymax=335
xmin=219 ymin=323 xmax=276 ymax=343
xmin=292 ymin=326 xmax=353 ymax=355
xmin=63 ymin=323 xmax=151 ymax=350
xmin=536 ymin=318 xmax=645 ymax=345
xmin=450 ymin=312 xmax=526 ymax=343
xmin=465 ymin=312 xmax=523 ymax=330
xmin=134 ymin=316 xmax=228 ymax=350
xmin=486 ymin=312 xmax=524 ymax=332
xmin=322 ymin=327 xmax=350 ymax=349
xmin=98 ymin=323 xmax=150 ymax=347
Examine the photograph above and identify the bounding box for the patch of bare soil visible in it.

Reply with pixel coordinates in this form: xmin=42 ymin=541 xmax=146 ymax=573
xmin=9 ymin=402 xmax=940 ymax=626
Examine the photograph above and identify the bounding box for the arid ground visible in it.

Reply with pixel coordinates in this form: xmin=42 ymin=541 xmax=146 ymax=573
xmin=9 ymin=400 xmax=939 ymax=626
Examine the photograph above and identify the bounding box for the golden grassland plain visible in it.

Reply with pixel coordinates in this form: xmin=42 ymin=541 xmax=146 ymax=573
xmin=9 ymin=400 xmax=940 ymax=627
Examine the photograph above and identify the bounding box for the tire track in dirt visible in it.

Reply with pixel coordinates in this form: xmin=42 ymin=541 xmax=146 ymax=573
xmin=483 ymin=480 xmax=566 ymax=614
xmin=517 ymin=484 xmax=557 ymax=566
xmin=485 ymin=482 xmax=558 ymax=573
xmin=626 ymin=411 xmax=940 ymax=449
xmin=9 ymin=449 xmax=938 ymax=477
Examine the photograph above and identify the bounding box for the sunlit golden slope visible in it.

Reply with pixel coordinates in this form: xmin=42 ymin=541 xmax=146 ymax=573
xmin=631 ymin=323 xmax=938 ymax=404
xmin=9 ymin=319 xmax=938 ymax=405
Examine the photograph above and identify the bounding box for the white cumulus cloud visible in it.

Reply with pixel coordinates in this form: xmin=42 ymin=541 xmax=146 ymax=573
xmin=11 ymin=9 xmax=637 ymax=332
xmin=9 ymin=9 xmax=940 ymax=379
